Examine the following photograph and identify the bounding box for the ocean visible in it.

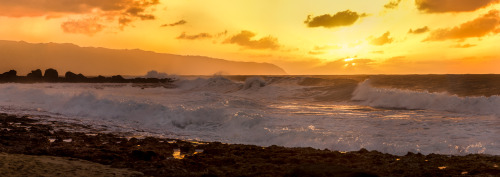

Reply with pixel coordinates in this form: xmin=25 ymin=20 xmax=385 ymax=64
xmin=0 ymin=75 xmax=499 ymax=155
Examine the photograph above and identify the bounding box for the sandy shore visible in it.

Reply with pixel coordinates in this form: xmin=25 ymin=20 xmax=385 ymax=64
xmin=1 ymin=113 xmax=499 ymax=176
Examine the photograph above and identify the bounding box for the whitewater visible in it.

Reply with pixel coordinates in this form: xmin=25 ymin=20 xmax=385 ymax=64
xmin=0 ymin=75 xmax=499 ymax=155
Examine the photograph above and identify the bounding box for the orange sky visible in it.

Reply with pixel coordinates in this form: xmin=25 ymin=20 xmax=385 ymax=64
xmin=1 ymin=0 xmax=499 ymax=74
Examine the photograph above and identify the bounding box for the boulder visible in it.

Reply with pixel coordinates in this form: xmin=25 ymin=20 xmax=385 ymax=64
xmin=0 ymin=70 xmax=17 ymax=81
xmin=65 ymin=71 xmax=87 ymax=82
xmin=111 ymin=75 xmax=126 ymax=82
xmin=27 ymin=69 xmax=43 ymax=80
xmin=43 ymin=68 xmax=59 ymax=82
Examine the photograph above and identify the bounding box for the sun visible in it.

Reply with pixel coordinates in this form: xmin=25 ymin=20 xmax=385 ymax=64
xmin=343 ymin=57 xmax=357 ymax=68
xmin=344 ymin=58 xmax=354 ymax=62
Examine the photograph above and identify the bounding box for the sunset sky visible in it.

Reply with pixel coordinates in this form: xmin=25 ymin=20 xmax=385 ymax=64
xmin=1 ymin=0 xmax=499 ymax=74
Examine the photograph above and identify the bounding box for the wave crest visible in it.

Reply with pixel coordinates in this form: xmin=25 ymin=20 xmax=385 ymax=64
xmin=352 ymin=80 xmax=500 ymax=115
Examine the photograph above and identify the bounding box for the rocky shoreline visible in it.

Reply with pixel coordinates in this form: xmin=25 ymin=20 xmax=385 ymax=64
xmin=0 ymin=69 xmax=175 ymax=84
xmin=0 ymin=113 xmax=499 ymax=177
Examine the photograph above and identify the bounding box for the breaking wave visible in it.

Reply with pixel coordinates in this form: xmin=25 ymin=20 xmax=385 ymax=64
xmin=352 ymin=80 xmax=500 ymax=116
xmin=0 ymin=84 xmax=264 ymax=140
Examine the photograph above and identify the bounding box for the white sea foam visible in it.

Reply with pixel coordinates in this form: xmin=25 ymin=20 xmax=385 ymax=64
xmin=352 ymin=80 xmax=500 ymax=116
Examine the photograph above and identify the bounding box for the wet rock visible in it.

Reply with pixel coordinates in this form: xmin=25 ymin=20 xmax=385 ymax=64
xmin=180 ymin=144 xmax=195 ymax=154
xmin=131 ymin=150 xmax=157 ymax=161
xmin=1 ymin=113 xmax=499 ymax=177
xmin=285 ymin=164 xmax=378 ymax=177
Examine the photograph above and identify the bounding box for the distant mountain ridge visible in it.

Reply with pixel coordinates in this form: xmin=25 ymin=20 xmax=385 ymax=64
xmin=0 ymin=40 xmax=287 ymax=75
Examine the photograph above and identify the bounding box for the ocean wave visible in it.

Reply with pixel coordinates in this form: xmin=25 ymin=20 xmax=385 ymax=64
xmin=352 ymin=80 xmax=500 ymax=116
xmin=0 ymin=84 xmax=264 ymax=135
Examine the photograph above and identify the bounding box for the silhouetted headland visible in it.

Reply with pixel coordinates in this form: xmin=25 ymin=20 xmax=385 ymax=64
xmin=0 ymin=68 xmax=174 ymax=83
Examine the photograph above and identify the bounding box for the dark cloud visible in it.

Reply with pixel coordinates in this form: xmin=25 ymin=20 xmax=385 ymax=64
xmin=384 ymin=0 xmax=402 ymax=9
xmin=0 ymin=0 xmax=159 ymax=34
xmin=61 ymin=17 xmax=104 ymax=36
xmin=304 ymin=10 xmax=366 ymax=28
xmin=176 ymin=32 xmax=212 ymax=40
xmin=452 ymin=43 xmax=477 ymax=48
xmin=118 ymin=17 xmax=133 ymax=27
xmin=125 ymin=6 xmax=156 ymax=20
xmin=425 ymin=10 xmax=500 ymax=41
xmin=370 ymin=32 xmax=393 ymax=46
xmin=161 ymin=20 xmax=187 ymax=27
xmin=224 ymin=31 xmax=280 ymax=50
xmin=408 ymin=26 xmax=430 ymax=34
xmin=415 ymin=0 xmax=499 ymax=13
xmin=214 ymin=30 xmax=228 ymax=37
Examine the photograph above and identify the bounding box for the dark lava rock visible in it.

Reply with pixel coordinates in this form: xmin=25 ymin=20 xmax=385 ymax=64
xmin=285 ymin=164 xmax=378 ymax=177
xmin=131 ymin=150 xmax=158 ymax=161
xmin=65 ymin=71 xmax=87 ymax=82
xmin=43 ymin=68 xmax=59 ymax=82
xmin=27 ymin=69 xmax=43 ymax=80
xmin=0 ymin=70 xmax=17 ymax=81
xmin=111 ymin=75 xmax=126 ymax=82
xmin=1 ymin=113 xmax=499 ymax=177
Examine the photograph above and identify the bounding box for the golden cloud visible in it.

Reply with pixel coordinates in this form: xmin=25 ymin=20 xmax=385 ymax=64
xmin=308 ymin=51 xmax=326 ymax=55
xmin=61 ymin=17 xmax=104 ymax=36
xmin=176 ymin=32 xmax=213 ymax=40
xmin=304 ymin=10 xmax=366 ymax=28
xmin=0 ymin=0 xmax=160 ymax=34
xmin=224 ymin=31 xmax=280 ymax=50
xmin=425 ymin=10 xmax=500 ymax=41
xmin=384 ymin=0 xmax=402 ymax=9
xmin=451 ymin=43 xmax=477 ymax=48
xmin=370 ymin=32 xmax=394 ymax=46
xmin=161 ymin=20 xmax=187 ymax=27
xmin=415 ymin=0 xmax=499 ymax=13
xmin=408 ymin=26 xmax=430 ymax=34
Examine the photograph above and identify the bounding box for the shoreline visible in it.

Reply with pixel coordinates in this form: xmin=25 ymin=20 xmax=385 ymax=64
xmin=1 ymin=113 xmax=499 ymax=176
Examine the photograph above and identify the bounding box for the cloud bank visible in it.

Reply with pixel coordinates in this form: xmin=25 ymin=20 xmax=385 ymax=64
xmin=425 ymin=10 xmax=500 ymax=41
xmin=0 ymin=0 xmax=160 ymax=35
xmin=415 ymin=0 xmax=499 ymax=13
xmin=304 ymin=10 xmax=366 ymax=28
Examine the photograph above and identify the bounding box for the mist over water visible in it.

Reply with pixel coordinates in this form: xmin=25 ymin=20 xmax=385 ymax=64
xmin=0 ymin=75 xmax=499 ymax=155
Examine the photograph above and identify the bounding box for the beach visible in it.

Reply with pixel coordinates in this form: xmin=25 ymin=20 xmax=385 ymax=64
xmin=1 ymin=113 xmax=498 ymax=176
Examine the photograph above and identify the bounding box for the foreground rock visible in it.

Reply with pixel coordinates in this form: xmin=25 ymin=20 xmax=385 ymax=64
xmin=0 ymin=153 xmax=143 ymax=177
xmin=0 ymin=113 xmax=498 ymax=176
